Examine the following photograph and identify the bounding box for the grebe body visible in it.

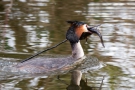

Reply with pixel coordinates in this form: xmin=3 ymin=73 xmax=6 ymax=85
xmin=13 ymin=42 xmax=85 ymax=73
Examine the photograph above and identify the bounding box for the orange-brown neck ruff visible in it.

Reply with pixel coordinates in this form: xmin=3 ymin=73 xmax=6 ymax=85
xmin=75 ymin=24 xmax=88 ymax=39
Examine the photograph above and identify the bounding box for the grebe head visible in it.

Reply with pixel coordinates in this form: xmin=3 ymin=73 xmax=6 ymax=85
xmin=66 ymin=21 xmax=104 ymax=47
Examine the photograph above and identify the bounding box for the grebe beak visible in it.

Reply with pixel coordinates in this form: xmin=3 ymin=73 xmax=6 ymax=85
xmin=87 ymin=26 xmax=105 ymax=47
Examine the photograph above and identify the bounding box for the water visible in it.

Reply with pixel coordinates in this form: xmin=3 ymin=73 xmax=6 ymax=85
xmin=0 ymin=0 xmax=135 ymax=90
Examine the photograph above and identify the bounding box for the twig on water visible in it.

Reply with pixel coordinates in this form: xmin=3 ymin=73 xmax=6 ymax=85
xmin=99 ymin=75 xmax=105 ymax=90
xmin=20 ymin=39 xmax=68 ymax=63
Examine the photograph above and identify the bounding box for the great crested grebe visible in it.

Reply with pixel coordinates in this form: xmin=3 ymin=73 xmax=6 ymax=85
xmin=10 ymin=21 xmax=104 ymax=74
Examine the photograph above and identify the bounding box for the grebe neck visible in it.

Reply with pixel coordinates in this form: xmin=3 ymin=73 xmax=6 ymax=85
xmin=70 ymin=41 xmax=84 ymax=60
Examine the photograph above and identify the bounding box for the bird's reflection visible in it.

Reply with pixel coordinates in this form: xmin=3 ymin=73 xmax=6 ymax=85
xmin=66 ymin=70 xmax=93 ymax=90
xmin=80 ymin=79 xmax=93 ymax=90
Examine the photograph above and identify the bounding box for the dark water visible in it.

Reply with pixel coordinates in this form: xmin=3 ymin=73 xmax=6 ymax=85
xmin=0 ymin=0 xmax=135 ymax=90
